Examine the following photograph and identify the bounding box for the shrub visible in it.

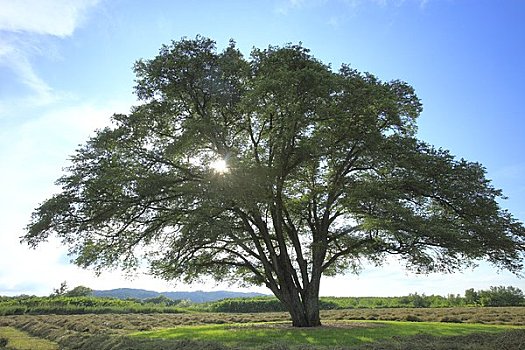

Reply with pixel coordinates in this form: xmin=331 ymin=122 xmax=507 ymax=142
xmin=65 ymin=286 xmax=93 ymax=297
xmin=0 ymin=295 xmax=186 ymax=316
xmin=409 ymin=293 xmax=431 ymax=308
xmin=209 ymin=297 xmax=286 ymax=313
xmin=478 ymin=286 xmax=524 ymax=307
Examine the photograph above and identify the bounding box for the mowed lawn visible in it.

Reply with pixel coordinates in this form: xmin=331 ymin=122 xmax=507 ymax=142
xmin=1 ymin=310 xmax=524 ymax=350
xmin=131 ymin=320 xmax=521 ymax=348
xmin=0 ymin=327 xmax=58 ymax=350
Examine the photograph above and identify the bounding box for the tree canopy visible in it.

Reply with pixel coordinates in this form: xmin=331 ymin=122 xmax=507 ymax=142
xmin=25 ymin=36 xmax=525 ymax=327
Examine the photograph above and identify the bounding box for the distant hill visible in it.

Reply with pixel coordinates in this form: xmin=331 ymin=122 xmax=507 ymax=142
xmin=92 ymin=288 xmax=267 ymax=303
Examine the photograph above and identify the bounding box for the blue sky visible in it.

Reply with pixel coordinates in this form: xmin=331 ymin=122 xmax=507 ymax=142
xmin=1 ymin=0 xmax=524 ymax=297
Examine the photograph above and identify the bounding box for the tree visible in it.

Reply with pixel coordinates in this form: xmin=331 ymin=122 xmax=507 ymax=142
xmin=409 ymin=293 xmax=430 ymax=308
xmin=143 ymin=295 xmax=179 ymax=306
xmin=464 ymin=288 xmax=479 ymax=305
xmin=51 ymin=281 xmax=68 ymax=297
xmin=65 ymin=285 xmax=93 ymax=297
xmin=478 ymin=286 xmax=524 ymax=306
xmin=50 ymin=282 xmax=92 ymax=297
xmin=24 ymin=36 xmax=525 ymax=327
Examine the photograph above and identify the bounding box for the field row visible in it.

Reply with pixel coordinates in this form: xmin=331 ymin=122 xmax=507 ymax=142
xmin=0 ymin=308 xmax=523 ymax=349
xmin=1 ymin=307 xmax=524 ymax=332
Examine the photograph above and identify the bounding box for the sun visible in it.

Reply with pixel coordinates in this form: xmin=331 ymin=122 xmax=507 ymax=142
xmin=210 ymin=158 xmax=229 ymax=174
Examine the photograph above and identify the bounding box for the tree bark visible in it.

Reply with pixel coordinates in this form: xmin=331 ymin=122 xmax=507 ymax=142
xmin=276 ymin=275 xmax=322 ymax=327
xmin=287 ymin=293 xmax=321 ymax=327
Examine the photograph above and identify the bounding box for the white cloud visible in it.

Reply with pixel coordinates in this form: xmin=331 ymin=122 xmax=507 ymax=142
xmin=275 ymin=0 xmax=320 ymax=15
xmin=0 ymin=0 xmax=101 ymax=37
xmin=0 ymin=40 xmax=56 ymax=109
xmin=367 ymin=0 xmax=430 ymax=7
xmin=276 ymin=0 xmax=430 ymax=15
xmin=0 ymin=0 xmax=102 ymax=116
xmin=321 ymin=258 xmax=524 ymax=297
xmin=0 ymin=101 xmax=127 ymax=202
xmin=0 ymin=96 xmax=276 ymax=296
xmin=0 ymin=0 xmax=141 ymax=297
xmin=0 ymin=100 xmax=131 ymax=296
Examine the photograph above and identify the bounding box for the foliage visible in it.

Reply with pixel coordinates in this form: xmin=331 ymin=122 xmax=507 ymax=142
xmin=142 ymin=294 xmax=182 ymax=306
xmin=24 ymin=36 xmax=525 ymax=327
xmin=50 ymin=282 xmax=93 ymax=298
xmin=50 ymin=281 xmax=68 ymax=297
xmin=205 ymin=294 xmax=466 ymax=313
xmin=205 ymin=286 xmax=524 ymax=313
xmin=0 ymin=295 xmax=185 ymax=316
xmin=463 ymin=286 xmax=525 ymax=306
xmin=207 ymin=297 xmax=287 ymax=313
xmin=478 ymin=286 xmax=525 ymax=307
xmin=464 ymin=288 xmax=478 ymax=305
xmin=65 ymin=285 xmax=93 ymax=297
xmin=1 ymin=285 xmax=523 ymax=317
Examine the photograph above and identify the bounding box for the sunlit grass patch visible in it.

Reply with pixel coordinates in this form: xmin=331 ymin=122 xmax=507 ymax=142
xmin=0 ymin=327 xmax=58 ymax=350
xmin=131 ymin=320 xmax=520 ymax=348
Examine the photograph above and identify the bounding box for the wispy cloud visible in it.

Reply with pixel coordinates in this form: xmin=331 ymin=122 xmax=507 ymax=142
xmin=344 ymin=0 xmax=430 ymax=8
xmin=275 ymin=0 xmax=321 ymax=15
xmin=0 ymin=38 xmax=55 ymax=109
xmin=276 ymin=0 xmax=430 ymax=15
xmin=0 ymin=0 xmax=100 ymax=37
xmin=0 ymin=100 xmax=128 ymax=296
xmin=0 ymin=0 xmax=101 ymax=116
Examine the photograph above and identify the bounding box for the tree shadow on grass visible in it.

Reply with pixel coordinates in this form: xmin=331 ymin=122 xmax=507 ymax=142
xmin=354 ymin=329 xmax=525 ymax=350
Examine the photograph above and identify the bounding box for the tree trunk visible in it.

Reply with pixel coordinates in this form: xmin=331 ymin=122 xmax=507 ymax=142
xmin=277 ymin=279 xmax=322 ymax=327
xmin=289 ymin=294 xmax=321 ymax=327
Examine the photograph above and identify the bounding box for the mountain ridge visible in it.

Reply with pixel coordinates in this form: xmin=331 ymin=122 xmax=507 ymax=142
xmin=92 ymin=288 xmax=267 ymax=303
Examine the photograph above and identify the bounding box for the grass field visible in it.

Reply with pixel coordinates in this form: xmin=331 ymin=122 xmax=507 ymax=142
xmin=0 ymin=307 xmax=523 ymax=349
xmin=0 ymin=327 xmax=58 ymax=350
xmin=132 ymin=321 xmax=521 ymax=348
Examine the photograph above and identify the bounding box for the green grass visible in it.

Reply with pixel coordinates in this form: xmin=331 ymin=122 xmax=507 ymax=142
xmin=0 ymin=327 xmax=58 ymax=350
xmin=132 ymin=320 xmax=521 ymax=348
xmin=1 ymin=310 xmax=523 ymax=350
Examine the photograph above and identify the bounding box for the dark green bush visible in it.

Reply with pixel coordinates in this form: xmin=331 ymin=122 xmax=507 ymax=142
xmin=478 ymin=286 xmax=524 ymax=307
xmin=464 ymin=286 xmax=524 ymax=307
xmin=0 ymin=296 xmax=186 ymax=316
xmin=205 ymin=295 xmax=464 ymax=313
xmin=209 ymin=297 xmax=286 ymax=313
